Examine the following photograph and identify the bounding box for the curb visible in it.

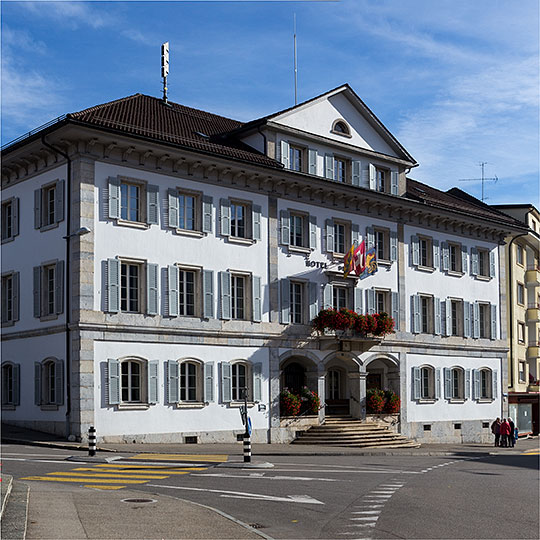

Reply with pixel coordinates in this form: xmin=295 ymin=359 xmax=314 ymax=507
xmin=1 ymin=474 xmax=14 ymax=520
xmin=1 ymin=437 xmax=117 ymax=453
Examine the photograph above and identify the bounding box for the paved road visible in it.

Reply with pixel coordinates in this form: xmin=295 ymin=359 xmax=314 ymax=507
xmin=3 ymin=444 xmax=539 ymax=539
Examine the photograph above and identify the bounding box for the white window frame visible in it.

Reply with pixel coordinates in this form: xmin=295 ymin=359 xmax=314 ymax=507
xmin=479 ymin=368 xmax=493 ymax=400
xmin=1 ymin=271 xmax=19 ymax=325
xmin=120 ymin=358 xmax=145 ymax=403
xmin=517 ymin=322 xmax=526 ymax=344
xmin=231 ymin=361 xmax=250 ymax=402
xmin=290 ymin=280 xmax=306 ymax=324
xmin=419 ymin=236 xmax=433 ymax=268
xmin=516 ymin=244 xmax=524 ymax=266
xmin=448 ymin=242 xmax=462 ymax=273
xmin=120 ymin=259 xmax=145 ymax=314
xmin=420 ymin=295 xmax=434 ymax=334
xmin=177 ymin=189 xmax=201 ymax=232
xmin=478 ymin=248 xmax=490 ymax=278
xmin=450 ymin=299 xmax=463 ymax=336
xmin=35 ymin=357 xmax=63 ymax=409
xmin=1 ymin=198 xmax=18 ymax=243
xmin=517 ymin=282 xmax=525 ymax=306
xmin=451 ymin=367 xmax=465 ymax=400
xmin=332 ymin=285 xmax=350 ymax=310
xmin=1 ymin=362 xmax=19 ymax=407
xmin=374 ymin=227 xmax=390 ymax=262
xmin=333 ymin=220 xmax=351 ymax=256
xmin=289 ymin=144 xmax=306 ymax=173
xmin=179 ymin=359 xmax=203 ymax=403
xmin=421 ymin=366 xmax=435 ymax=400
xmin=178 ymin=266 xmax=201 ymax=317
xmin=231 ymin=272 xmax=249 ymax=320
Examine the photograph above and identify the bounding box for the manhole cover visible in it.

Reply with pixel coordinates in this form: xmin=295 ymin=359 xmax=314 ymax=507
xmin=121 ymin=498 xmax=157 ymax=504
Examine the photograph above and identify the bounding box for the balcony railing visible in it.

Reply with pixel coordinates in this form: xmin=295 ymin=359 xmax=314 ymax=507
xmin=525 ymin=268 xmax=540 ymax=285
xmin=526 ymin=307 xmax=540 ymax=324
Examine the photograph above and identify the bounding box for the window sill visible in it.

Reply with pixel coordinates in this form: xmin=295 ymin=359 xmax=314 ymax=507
xmin=117 ymin=403 xmax=151 ymax=410
xmin=39 ymin=222 xmax=60 ymax=233
xmin=227 ymin=237 xmax=255 ymax=246
xmin=176 ymin=402 xmax=207 ymax=409
xmin=475 ymin=275 xmax=491 ymax=282
xmin=477 ymin=398 xmax=495 ymax=403
xmin=1 ymin=236 xmax=15 ymax=244
xmin=228 ymin=401 xmax=256 ymax=408
xmin=449 ymin=399 xmax=466 ymax=403
xmin=332 ymin=253 xmax=346 ymax=260
xmin=175 ymin=229 xmax=204 ymax=238
xmin=417 ymin=265 xmax=435 ymax=273
xmin=378 ymin=259 xmax=392 ymax=267
xmin=447 ymin=270 xmax=464 ymax=277
xmin=117 ymin=219 xmax=149 ymax=230
xmin=1 ymin=320 xmax=15 ymax=327
xmin=330 ymin=130 xmax=352 ymax=139
xmin=289 ymin=245 xmax=311 ymax=255
xmin=2 ymin=404 xmax=16 ymax=410
xmin=40 ymin=404 xmax=59 ymax=411
xmin=417 ymin=399 xmax=436 ymax=404
xmin=39 ymin=314 xmax=59 ymax=322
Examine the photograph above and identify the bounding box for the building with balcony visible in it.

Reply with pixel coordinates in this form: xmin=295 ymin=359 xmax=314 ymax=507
xmin=492 ymin=204 xmax=540 ymax=434
xmin=1 ymin=85 xmax=526 ymax=444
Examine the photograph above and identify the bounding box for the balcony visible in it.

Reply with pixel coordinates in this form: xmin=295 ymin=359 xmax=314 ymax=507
xmin=527 ymin=345 xmax=540 ymax=360
xmin=526 ymin=306 xmax=540 ymax=324
xmin=525 ymin=268 xmax=540 ymax=286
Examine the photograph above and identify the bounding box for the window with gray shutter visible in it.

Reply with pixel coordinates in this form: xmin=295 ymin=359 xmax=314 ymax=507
xmin=253 ymin=362 xmax=262 ymax=402
xmin=221 ymin=362 xmax=232 ymax=403
xmin=220 ymin=199 xmax=231 ymax=237
xmin=444 ymin=368 xmax=452 ymax=399
xmin=281 ymin=141 xmax=290 ymax=169
xmin=352 ymin=223 xmax=360 ymax=246
xmin=489 ymin=250 xmax=496 ymax=278
xmin=147 ymin=360 xmax=159 ymax=404
xmin=470 ymin=247 xmax=478 ymax=276
xmin=441 ymin=242 xmax=449 ymax=271
xmin=461 ymin=246 xmax=468 ymax=273
xmin=366 ymin=227 xmax=375 ymax=250
xmin=34 ymin=362 xmax=42 ymax=405
xmin=33 ymin=266 xmax=41 ymax=318
xmin=490 ymin=304 xmax=497 ymax=340
xmin=325 ymin=219 xmax=334 ymax=253
xmin=463 ymin=301 xmax=471 ymax=338
xmin=55 ymin=180 xmax=65 ymax=223
xmin=309 ymin=282 xmax=319 ymax=320
xmin=108 ymin=177 xmax=121 ymax=219
xmin=34 ymin=189 xmax=42 ymax=229
xmin=107 ymin=359 xmax=120 ymax=405
xmin=168 ymin=189 xmax=179 ymax=228
xmin=445 ymin=298 xmax=452 ymax=336
xmin=252 ymin=205 xmax=262 ymax=241
xmin=167 ymin=360 xmax=179 ymax=403
xmin=361 ymin=167 xmax=370 ymax=189
xmin=472 ymin=369 xmax=480 ymax=400
xmin=12 ymin=364 xmax=20 ymax=406
xmin=219 ymin=271 xmax=231 ymax=320
xmin=203 ymin=270 xmax=214 ymax=318
xmin=308 ymin=148 xmax=318 ymax=175
xmin=309 ymin=216 xmax=317 ymax=249
xmin=434 ymin=297 xmax=441 ymax=335
xmin=390 ymin=231 xmax=398 ymax=262
xmin=412 ymin=367 xmax=421 ymax=400
xmin=368 ymin=163 xmax=376 ymax=190
xmin=252 ymin=275 xmax=262 ymax=322
xmin=472 ymin=302 xmax=480 ymax=339
xmin=354 ymin=288 xmax=363 ymax=314
xmin=325 ymin=154 xmax=334 ymax=179
xmin=107 ymin=258 xmax=120 ymax=313
xmin=435 ymin=368 xmax=441 ymax=400
xmin=352 ymin=160 xmax=361 ymax=186
xmin=54 ymin=359 xmax=64 ymax=405
xmin=390 ymin=171 xmax=399 ymax=195
xmin=146 ymin=263 xmax=159 ymax=315
xmin=11 ymin=272 xmax=19 ymax=322
xmin=433 ymin=240 xmax=440 ymax=270
xmin=280 ymin=278 xmax=290 ymax=324
xmin=391 ymin=292 xmax=399 ymax=328
xmin=204 ymin=362 xmax=214 ymax=402
xmin=323 ymin=283 xmax=333 ymax=310
xmin=201 ymin=195 xmax=213 ymax=233
xmin=492 ymin=370 xmax=498 ymax=399
xmin=146 ymin=185 xmax=159 ymax=225
xmin=412 ymin=294 xmax=421 ymax=333
xmin=168 ymin=265 xmax=179 ymax=317
xmin=465 ymin=369 xmax=471 ymax=399
xmin=366 ymin=288 xmax=375 ymax=315
xmin=411 ymin=236 xmax=420 ymax=266
xmin=280 ymin=210 xmax=290 ymax=246
xmin=54 ymin=261 xmax=64 ymax=315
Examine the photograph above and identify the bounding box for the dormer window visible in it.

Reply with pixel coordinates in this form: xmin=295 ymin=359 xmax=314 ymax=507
xmin=331 ymin=120 xmax=351 ymax=138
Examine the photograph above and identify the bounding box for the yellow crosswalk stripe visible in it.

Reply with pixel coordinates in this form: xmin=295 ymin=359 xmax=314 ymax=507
xmin=92 ymin=464 xmax=207 ymax=471
xmin=522 ymin=450 xmax=539 ymax=455
xmin=73 ymin=467 xmax=192 ymax=475
xmin=47 ymin=471 xmax=169 ymax=479
xmin=86 ymin=485 xmax=126 ymax=490
xmin=130 ymin=453 xmax=228 ymax=462
xmin=21 ymin=476 xmax=147 ymax=484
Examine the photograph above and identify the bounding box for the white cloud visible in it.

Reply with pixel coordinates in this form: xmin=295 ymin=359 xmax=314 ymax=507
xmin=20 ymin=1 xmax=111 ymax=30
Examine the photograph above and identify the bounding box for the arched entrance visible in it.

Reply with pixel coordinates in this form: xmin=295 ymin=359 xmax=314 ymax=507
xmin=324 ymin=353 xmax=362 ymax=417
xmin=283 ymin=362 xmax=306 ymax=393
xmin=365 ymin=355 xmax=400 ymax=395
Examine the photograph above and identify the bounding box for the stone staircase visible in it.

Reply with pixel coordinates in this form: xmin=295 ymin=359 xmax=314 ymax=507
xmin=292 ymin=416 xmax=420 ymax=448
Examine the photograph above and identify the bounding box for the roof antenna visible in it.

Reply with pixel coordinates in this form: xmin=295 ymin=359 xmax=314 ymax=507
xmin=293 ymin=14 xmax=298 ymax=105
xmin=161 ymin=41 xmax=169 ymax=104
xmin=458 ymin=162 xmax=498 ymax=202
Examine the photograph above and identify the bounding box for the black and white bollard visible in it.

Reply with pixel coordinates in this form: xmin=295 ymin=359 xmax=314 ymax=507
xmin=88 ymin=425 xmax=96 ymax=457
xmin=243 ymin=432 xmax=251 ymax=463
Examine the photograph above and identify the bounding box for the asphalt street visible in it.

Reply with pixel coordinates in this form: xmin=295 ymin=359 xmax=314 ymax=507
xmin=2 ymin=443 xmax=539 ymax=539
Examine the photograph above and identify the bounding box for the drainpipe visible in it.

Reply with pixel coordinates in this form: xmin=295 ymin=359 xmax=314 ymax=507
xmin=257 ymin=124 xmax=268 ymax=157
xmin=41 ymin=136 xmax=72 ymax=439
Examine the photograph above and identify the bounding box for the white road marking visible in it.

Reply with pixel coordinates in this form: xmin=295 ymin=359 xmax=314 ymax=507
xmin=352 ymin=511 xmax=380 ymax=515
xmin=1 ymin=457 xmax=79 ymax=464
xmin=146 ymin=484 xmax=324 ymax=505
xmin=355 ymin=504 xmax=384 ymax=509
xmin=2 ymin=452 xmax=73 ymax=457
xmin=194 ymin=472 xmax=339 ymax=482
xmin=351 ymin=517 xmax=379 ymax=521
xmin=370 ymin=490 xmax=396 ymax=494
xmin=258 ymin=467 xmax=421 ymax=474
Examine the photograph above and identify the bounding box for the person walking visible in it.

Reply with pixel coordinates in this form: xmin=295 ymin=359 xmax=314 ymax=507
xmin=508 ymin=418 xmax=516 ymax=447
xmin=500 ymin=418 xmax=511 ymax=447
xmin=491 ymin=417 xmax=501 ymax=447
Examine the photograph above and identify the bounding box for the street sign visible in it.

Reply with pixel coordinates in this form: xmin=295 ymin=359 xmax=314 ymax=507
xmin=247 ymin=417 xmax=252 ymax=437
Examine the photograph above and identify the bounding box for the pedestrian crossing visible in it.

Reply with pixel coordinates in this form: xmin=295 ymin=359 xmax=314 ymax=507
xmin=21 ymin=455 xmax=220 ymax=490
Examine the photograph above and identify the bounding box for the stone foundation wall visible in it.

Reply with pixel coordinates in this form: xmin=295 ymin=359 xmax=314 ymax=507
xmin=402 ymin=419 xmax=493 ymax=444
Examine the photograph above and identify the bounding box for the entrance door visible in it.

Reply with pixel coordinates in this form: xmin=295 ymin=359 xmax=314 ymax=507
xmin=326 ymin=369 xmax=349 ymax=415
xmin=366 ymin=373 xmax=382 ymax=390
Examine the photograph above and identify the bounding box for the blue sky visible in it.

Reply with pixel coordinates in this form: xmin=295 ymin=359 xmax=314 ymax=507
xmin=2 ymin=1 xmax=539 ymax=205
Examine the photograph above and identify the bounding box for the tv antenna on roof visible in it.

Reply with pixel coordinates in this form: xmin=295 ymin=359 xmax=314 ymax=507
xmin=458 ymin=162 xmax=498 ymax=202
xmin=161 ymin=41 xmax=169 ymax=103
xmin=293 ymin=13 xmax=298 ymax=105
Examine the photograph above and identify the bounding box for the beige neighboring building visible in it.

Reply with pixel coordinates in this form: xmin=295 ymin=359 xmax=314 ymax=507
xmin=493 ymin=204 xmax=540 ymax=435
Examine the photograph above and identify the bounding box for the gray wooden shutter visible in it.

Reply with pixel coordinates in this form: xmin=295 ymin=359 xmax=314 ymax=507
xmin=54 ymin=261 xmax=64 ymax=315
xmin=168 ymin=189 xmax=179 ymax=228
xmin=146 ymin=185 xmax=159 ymax=225
xmin=441 ymin=242 xmax=449 ymax=271
xmin=492 ymin=370 xmax=498 ymax=399
xmin=309 ymin=216 xmax=317 ymax=249
xmin=435 ymin=368 xmax=441 ymax=400
xmin=366 ymin=227 xmax=375 ymax=250
xmin=309 ymin=282 xmax=319 ymax=320
xmin=412 ymin=367 xmax=421 ymax=400
xmin=433 ymin=240 xmax=440 ymax=270
xmin=325 ymin=154 xmax=334 ymax=179
xmin=472 ymin=302 xmax=480 ymax=339
xmin=219 ymin=271 xmax=231 ymax=320
xmin=54 ymin=358 xmax=64 ymax=405
xmin=147 ymin=360 xmax=159 ymax=404
xmin=352 ymin=160 xmax=361 ymax=186
xmin=463 ymin=301 xmax=471 ymax=338
xmin=12 ymin=364 xmax=20 ymax=406
xmin=490 ymin=304 xmax=497 ymax=340
xmin=323 ymin=283 xmax=333 ymax=309
xmin=220 ymin=199 xmax=231 ymax=237
xmin=308 ymin=148 xmax=318 ymax=175
xmin=444 ymin=368 xmax=452 ymax=399
xmin=325 ymin=219 xmax=334 ymax=253
xmin=34 ymin=362 xmax=42 ymax=405
xmin=465 ymin=369 xmax=471 ymax=400
xmin=167 ymin=360 xmax=179 ymax=403
xmin=390 ymin=171 xmax=398 ymax=195
xmin=412 ymin=294 xmax=421 ymax=333
xmin=434 ymin=297 xmax=441 ymax=335
xmin=391 ymin=292 xmax=399 ymax=326
xmin=368 ymin=164 xmax=376 ymax=190
xmin=280 ymin=210 xmax=290 ymax=246
xmin=361 ymin=167 xmax=370 ymax=189
xmin=461 ymin=245 xmax=468 ymax=273
xmin=411 ymin=236 xmax=419 ymax=266
xmin=168 ymin=265 xmax=179 ymax=317
xmin=471 ymin=247 xmax=478 ymax=276
xmin=252 ymin=275 xmax=262 ymax=322
xmin=440 ymin=299 xmax=446 ymax=336
xmin=473 ymin=369 xmax=480 ymax=400
xmin=33 ymin=266 xmax=41 ymax=318
xmin=366 ymin=288 xmax=375 ymax=315
xmin=489 ymin=250 xmax=496 ymax=278
xmin=202 ymin=195 xmax=213 ymax=234
xmin=354 ymin=288 xmax=363 ymax=314
xmin=204 ymin=362 xmax=215 ymax=402
xmin=252 ymin=204 xmax=262 ymax=241
xmin=253 ymin=362 xmax=262 ymax=402
xmin=34 ymin=188 xmax=42 ymax=229
xmin=12 ymin=198 xmax=19 ymax=237
xmin=280 ymin=278 xmax=290 ymax=324
xmin=108 ymin=177 xmax=121 ymax=220
xmin=107 ymin=258 xmax=120 ymax=313
xmin=203 ymin=270 xmax=214 ymax=318
xmin=390 ymin=231 xmax=398 ymax=262
xmin=445 ymin=298 xmax=452 ymax=336
xmin=107 ymin=359 xmax=120 ymax=405
xmin=55 ymin=180 xmax=65 ymax=223
xmin=12 ymin=272 xmax=19 ymax=322
xmin=352 ymin=223 xmax=360 ymax=246
xmin=281 ymin=141 xmax=290 ymax=168
xmin=221 ymin=362 xmax=232 ymax=403
xmin=146 ymin=263 xmax=159 ymax=315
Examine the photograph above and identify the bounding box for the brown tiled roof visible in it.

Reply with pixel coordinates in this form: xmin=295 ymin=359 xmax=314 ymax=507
xmin=406 ymin=178 xmax=524 ymax=227
xmin=68 ymin=94 xmax=282 ymax=169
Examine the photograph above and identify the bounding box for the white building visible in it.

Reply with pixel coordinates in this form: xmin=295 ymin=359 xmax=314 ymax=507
xmin=1 ymin=85 xmax=526 ymax=444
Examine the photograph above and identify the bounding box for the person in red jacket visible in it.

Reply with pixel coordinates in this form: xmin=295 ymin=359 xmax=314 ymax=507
xmin=500 ymin=418 xmax=511 ymax=447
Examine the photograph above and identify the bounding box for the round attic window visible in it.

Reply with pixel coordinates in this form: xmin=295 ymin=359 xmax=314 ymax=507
xmin=331 ymin=120 xmax=351 ymax=137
